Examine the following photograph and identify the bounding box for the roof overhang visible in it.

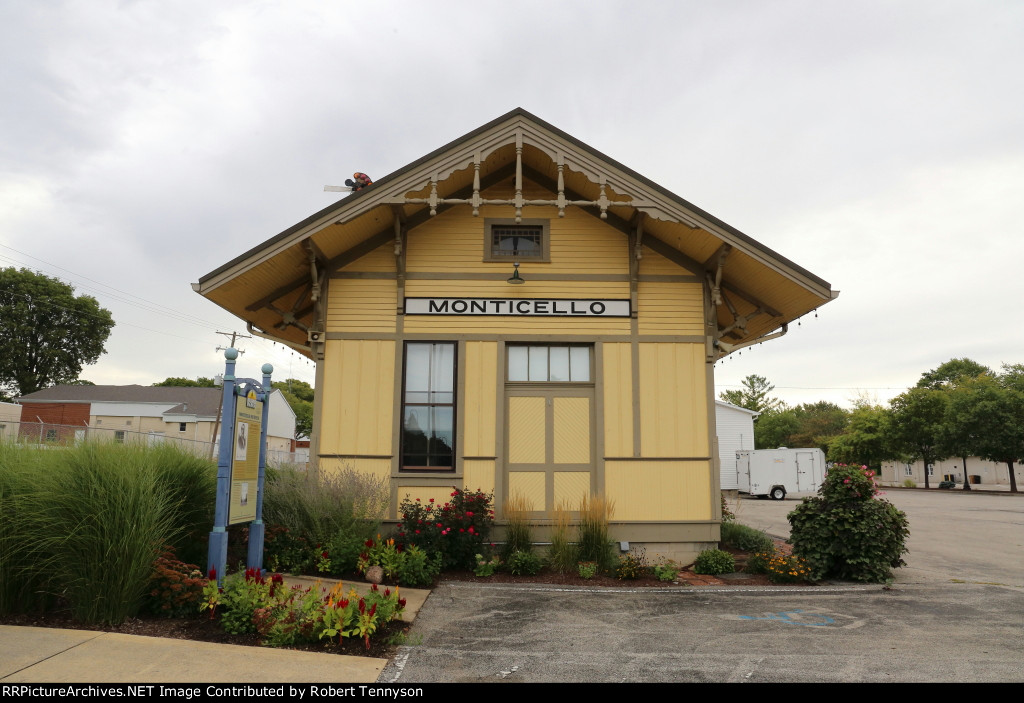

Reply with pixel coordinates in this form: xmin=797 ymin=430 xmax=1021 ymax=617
xmin=194 ymin=108 xmax=837 ymax=356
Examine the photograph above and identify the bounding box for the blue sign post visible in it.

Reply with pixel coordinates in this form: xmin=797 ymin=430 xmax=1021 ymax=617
xmin=206 ymin=348 xmax=273 ymax=584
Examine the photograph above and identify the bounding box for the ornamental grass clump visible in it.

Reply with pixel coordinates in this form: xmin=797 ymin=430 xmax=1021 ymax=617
xmin=720 ymin=521 xmax=774 ymax=553
xmin=263 ymin=465 xmax=388 ymax=575
xmin=788 ymin=463 xmax=909 ymax=583
xmin=577 ymin=494 xmax=616 ymax=572
xmin=501 ymin=493 xmax=535 ymax=560
xmin=546 ymin=502 xmax=578 ymax=573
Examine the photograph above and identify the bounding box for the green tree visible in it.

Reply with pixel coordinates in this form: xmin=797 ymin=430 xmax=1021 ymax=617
xmin=828 ymin=403 xmax=891 ymax=472
xmin=152 ymin=377 xmax=217 ymax=387
xmin=754 ymin=407 xmax=799 ymax=449
xmin=787 ymin=401 xmax=849 ymax=452
xmin=273 ymin=379 xmax=314 ymax=439
xmin=999 ymin=363 xmax=1024 ymax=393
xmin=889 ymin=387 xmax=949 ymax=489
xmin=947 ymin=374 xmax=1022 ymax=493
xmin=719 ymin=374 xmax=784 ymax=414
xmin=0 ymin=268 xmax=115 ymax=398
xmin=916 ymin=358 xmax=992 ymax=390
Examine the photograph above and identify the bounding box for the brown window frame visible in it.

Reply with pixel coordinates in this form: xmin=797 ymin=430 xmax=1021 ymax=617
xmin=399 ymin=341 xmax=458 ymax=473
xmin=483 ymin=218 xmax=550 ymax=263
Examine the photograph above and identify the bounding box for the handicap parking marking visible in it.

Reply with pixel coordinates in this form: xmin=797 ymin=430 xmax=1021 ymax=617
xmin=723 ymin=608 xmax=865 ymax=629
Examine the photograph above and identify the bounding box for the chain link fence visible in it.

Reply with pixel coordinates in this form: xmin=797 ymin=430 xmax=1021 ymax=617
xmin=0 ymin=420 xmax=308 ymax=468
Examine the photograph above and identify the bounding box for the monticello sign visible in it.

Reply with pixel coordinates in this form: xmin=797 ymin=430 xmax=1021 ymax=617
xmin=403 ymin=297 xmax=631 ymax=317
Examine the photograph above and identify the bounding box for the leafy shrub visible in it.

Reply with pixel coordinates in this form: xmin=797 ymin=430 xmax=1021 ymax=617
xmin=263 ymin=525 xmax=314 ymax=574
xmin=546 ymin=502 xmax=578 ymax=574
xmin=577 ymin=561 xmax=598 ymax=579
xmin=653 ymin=561 xmax=679 ymax=582
xmin=145 ymin=547 xmax=205 ymax=618
xmin=398 ymin=545 xmax=442 ymax=586
xmin=938 ymin=480 xmax=956 ymax=489
xmin=693 ymin=549 xmax=735 ymax=575
xmin=398 ymin=488 xmax=495 ymax=570
xmin=501 ymin=493 xmax=535 ymax=560
xmin=720 ymin=521 xmax=774 ymax=553
xmin=616 ymin=547 xmax=648 ymax=580
xmin=474 ymin=553 xmax=501 ymax=577
xmin=577 ymin=494 xmax=616 ymax=571
xmin=358 ymin=536 xmax=403 ymax=581
xmin=902 ymin=478 xmax=917 ymax=488
xmin=788 ymin=463 xmax=909 ymax=582
xmin=505 ymin=549 xmax=542 ymax=576
xmin=745 ymin=550 xmax=772 ymax=575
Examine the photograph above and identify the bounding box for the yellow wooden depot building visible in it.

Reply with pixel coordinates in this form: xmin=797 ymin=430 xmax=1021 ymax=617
xmin=194 ymin=108 xmax=837 ymax=559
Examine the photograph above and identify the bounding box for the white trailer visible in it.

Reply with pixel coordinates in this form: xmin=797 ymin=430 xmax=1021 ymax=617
xmin=736 ymin=448 xmax=826 ymax=500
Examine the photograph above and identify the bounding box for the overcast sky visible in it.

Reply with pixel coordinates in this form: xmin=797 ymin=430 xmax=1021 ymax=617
xmin=2 ymin=1 xmax=1022 ymax=409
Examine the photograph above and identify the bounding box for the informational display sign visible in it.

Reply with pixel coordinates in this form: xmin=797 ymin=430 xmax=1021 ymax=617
xmin=228 ymin=389 xmax=262 ymax=525
xmin=404 ymin=297 xmax=631 ymax=317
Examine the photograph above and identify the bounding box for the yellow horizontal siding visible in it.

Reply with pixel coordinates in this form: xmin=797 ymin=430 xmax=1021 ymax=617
xmin=638 ymin=247 xmax=686 ymax=275
xmin=318 ymin=340 xmax=395 ymax=455
xmin=405 ymin=204 xmax=628 ymax=275
xmin=339 ymin=242 xmax=395 ymax=272
xmin=638 ymin=343 xmax=708 ymax=457
xmin=601 ymin=343 xmax=633 ymax=457
xmin=326 ymin=279 xmax=396 ymax=333
xmin=605 ymin=461 xmax=712 ymax=520
xmin=462 ymin=341 xmax=497 ymax=457
xmin=637 ymin=281 xmax=704 ymax=335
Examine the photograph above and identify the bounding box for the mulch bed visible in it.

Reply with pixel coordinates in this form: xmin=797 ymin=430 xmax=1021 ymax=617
xmin=1 ymin=538 xmax=808 ymax=658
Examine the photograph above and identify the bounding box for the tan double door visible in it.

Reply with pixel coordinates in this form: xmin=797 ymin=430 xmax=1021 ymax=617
xmin=504 ymin=386 xmax=595 ymax=514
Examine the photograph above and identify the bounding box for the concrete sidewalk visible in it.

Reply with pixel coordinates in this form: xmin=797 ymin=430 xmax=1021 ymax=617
xmin=0 ymin=581 xmax=431 ymax=684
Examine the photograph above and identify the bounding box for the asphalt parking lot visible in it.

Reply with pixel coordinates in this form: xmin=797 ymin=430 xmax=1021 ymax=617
xmin=381 ymin=489 xmax=1024 ymax=683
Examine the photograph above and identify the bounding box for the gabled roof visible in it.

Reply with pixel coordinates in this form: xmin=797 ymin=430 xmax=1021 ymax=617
xmin=715 ymin=400 xmax=761 ymax=417
xmin=18 ymin=385 xmax=221 ymax=407
xmin=194 ymin=108 xmax=837 ymax=354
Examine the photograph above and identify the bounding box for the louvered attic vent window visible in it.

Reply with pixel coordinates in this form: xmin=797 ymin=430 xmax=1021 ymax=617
xmin=484 ymin=219 xmax=550 ymax=262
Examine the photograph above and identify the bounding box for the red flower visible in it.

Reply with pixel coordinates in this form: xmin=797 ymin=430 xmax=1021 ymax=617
xmin=371 ymin=583 xmax=379 ymax=591
xmin=321 ymin=550 xmax=329 ymax=558
xmin=398 ymin=598 xmax=407 ymax=608
xmin=384 ymin=588 xmax=391 ymax=597
xmin=207 ymin=567 xmax=217 ymax=581
xmin=429 ymin=498 xmax=435 ymax=503
xmin=468 ymin=526 xmax=475 ymax=534
xmin=365 ymin=539 xmax=374 ymax=547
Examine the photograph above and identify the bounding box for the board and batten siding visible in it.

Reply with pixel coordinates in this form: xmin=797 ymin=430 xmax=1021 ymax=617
xmin=318 ymin=339 xmax=394 ymax=456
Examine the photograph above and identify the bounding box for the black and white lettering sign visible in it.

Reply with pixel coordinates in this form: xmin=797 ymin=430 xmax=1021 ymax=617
xmin=404 ymin=298 xmax=631 ymax=317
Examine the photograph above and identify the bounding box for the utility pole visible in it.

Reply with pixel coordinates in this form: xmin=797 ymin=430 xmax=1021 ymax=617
xmin=209 ymin=331 xmax=252 ymax=458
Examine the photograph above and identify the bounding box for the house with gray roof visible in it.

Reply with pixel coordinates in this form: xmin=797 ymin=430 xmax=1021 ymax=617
xmin=16 ymin=385 xmax=297 ymax=462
